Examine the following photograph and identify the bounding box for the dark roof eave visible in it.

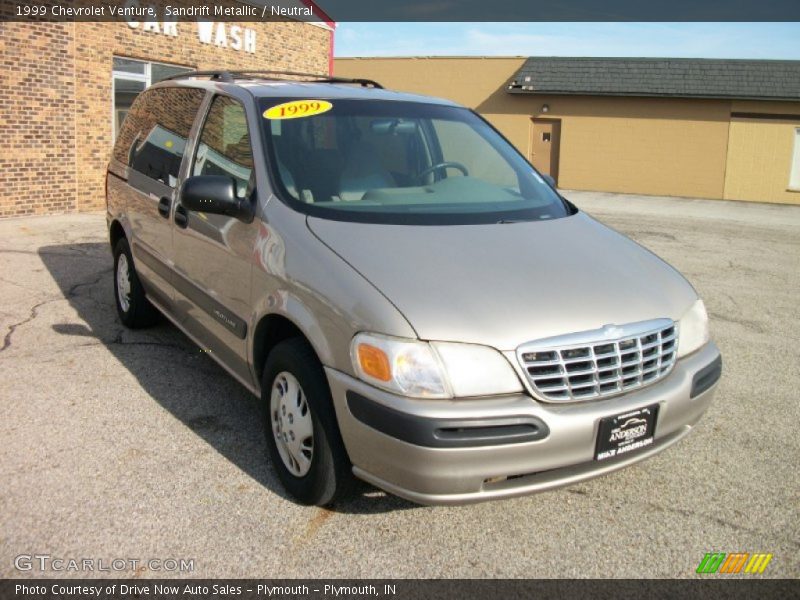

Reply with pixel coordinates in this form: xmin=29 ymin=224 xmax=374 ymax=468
xmin=506 ymin=88 xmax=800 ymax=102
xmin=507 ymin=57 xmax=800 ymax=104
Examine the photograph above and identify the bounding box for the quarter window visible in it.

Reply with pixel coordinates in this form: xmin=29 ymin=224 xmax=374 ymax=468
xmin=113 ymin=87 xmax=205 ymax=188
xmin=112 ymin=57 xmax=192 ymax=141
xmin=192 ymin=96 xmax=254 ymax=197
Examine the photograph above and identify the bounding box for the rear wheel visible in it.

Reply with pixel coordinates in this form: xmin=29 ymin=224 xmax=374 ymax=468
xmin=262 ymin=338 xmax=353 ymax=506
xmin=113 ymin=238 xmax=159 ymax=328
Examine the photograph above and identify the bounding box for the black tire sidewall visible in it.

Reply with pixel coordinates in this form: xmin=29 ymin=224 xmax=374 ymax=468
xmin=113 ymin=237 xmax=156 ymax=328
xmin=261 ymin=338 xmax=350 ymax=506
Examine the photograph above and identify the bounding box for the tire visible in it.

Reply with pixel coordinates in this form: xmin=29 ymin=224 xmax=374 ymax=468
xmin=113 ymin=237 xmax=159 ymax=328
xmin=262 ymin=337 xmax=353 ymax=506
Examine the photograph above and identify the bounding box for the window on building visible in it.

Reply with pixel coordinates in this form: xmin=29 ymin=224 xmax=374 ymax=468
xmin=192 ymin=96 xmax=254 ymax=197
xmin=791 ymin=128 xmax=800 ymax=191
xmin=112 ymin=57 xmax=193 ymax=141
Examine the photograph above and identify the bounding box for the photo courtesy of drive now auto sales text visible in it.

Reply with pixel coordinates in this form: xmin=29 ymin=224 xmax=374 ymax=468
xmin=14 ymin=583 xmax=388 ymax=597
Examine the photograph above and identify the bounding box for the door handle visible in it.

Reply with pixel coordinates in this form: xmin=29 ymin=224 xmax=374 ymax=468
xmin=174 ymin=205 xmax=189 ymax=229
xmin=157 ymin=197 xmax=171 ymax=218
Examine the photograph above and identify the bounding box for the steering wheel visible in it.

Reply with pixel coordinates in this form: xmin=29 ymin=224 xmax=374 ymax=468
xmin=417 ymin=161 xmax=469 ymax=183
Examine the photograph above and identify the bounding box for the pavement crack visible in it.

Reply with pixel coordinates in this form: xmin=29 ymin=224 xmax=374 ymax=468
xmin=2 ymin=269 xmax=113 ymax=354
xmin=67 ymin=268 xmax=112 ymax=298
xmin=644 ymin=501 xmax=800 ymax=549
xmin=0 ymin=248 xmax=41 ymax=256
xmin=1 ymin=298 xmax=58 ymax=353
xmin=0 ymin=276 xmax=45 ymax=295
xmin=0 ymin=248 xmax=94 ymax=259
xmin=708 ymin=311 xmax=766 ymax=334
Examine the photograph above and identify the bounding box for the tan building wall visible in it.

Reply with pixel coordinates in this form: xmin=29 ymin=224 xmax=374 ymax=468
xmin=336 ymin=57 xmax=800 ymax=204
xmin=335 ymin=57 xmax=530 ymax=145
xmin=519 ymin=95 xmax=731 ymax=199
xmin=1 ymin=19 xmax=330 ymax=217
xmin=724 ymin=101 xmax=800 ymax=204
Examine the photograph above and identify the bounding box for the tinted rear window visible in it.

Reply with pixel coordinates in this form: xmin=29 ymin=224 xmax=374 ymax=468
xmin=113 ymin=87 xmax=205 ymax=187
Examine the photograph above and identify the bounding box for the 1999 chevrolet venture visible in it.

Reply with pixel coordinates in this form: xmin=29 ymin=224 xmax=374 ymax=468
xmin=106 ymin=70 xmax=722 ymax=506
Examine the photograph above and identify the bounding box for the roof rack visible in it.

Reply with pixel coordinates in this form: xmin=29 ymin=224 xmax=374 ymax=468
xmin=161 ymin=69 xmax=383 ymax=89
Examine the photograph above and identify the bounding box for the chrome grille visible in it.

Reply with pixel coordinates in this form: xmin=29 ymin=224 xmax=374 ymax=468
xmin=517 ymin=319 xmax=678 ymax=402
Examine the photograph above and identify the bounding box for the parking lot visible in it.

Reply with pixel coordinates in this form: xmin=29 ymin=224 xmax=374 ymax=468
xmin=1 ymin=191 xmax=798 ymax=578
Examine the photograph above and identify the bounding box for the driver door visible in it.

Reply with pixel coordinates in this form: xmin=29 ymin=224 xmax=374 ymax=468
xmin=172 ymin=95 xmax=258 ymax=385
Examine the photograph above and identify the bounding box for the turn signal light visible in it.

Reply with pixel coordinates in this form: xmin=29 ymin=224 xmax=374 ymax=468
xmin=357 ymin=343 xmax=392 ymax=382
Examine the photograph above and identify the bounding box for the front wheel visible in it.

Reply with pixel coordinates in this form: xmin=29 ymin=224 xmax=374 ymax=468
xmin=262 ymin=338 xmax=353 ymax=506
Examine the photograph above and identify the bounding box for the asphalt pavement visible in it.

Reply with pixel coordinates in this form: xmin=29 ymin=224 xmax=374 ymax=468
xmin=1 ymin=191 xmax=798 ymax=578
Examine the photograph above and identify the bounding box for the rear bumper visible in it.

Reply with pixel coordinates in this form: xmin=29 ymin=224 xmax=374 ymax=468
xmin=326 ymin=341 xmax=721 ymax=505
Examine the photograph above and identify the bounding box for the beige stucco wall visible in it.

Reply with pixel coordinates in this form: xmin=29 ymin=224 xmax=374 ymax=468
xmin=723 ymin=101 xmax=800 ymax=204
xmin=336 ymin=57 xmax=800 ymax=203
xmin=520 ymin=95 xmax=731 ymax=199
xmin=335 ymin=57 xmax=533 ymax=162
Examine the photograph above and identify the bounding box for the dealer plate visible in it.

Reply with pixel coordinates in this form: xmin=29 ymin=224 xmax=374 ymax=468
xmin=595 ymin=404 xmax=659 ymax=461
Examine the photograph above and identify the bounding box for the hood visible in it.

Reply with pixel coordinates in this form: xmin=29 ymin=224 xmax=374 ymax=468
xmin=307 ymin=212 xmax=697 ymax=350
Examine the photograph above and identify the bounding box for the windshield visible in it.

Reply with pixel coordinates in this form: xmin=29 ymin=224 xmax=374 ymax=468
xmin=260 ymin=98 xmax=572 ymax=225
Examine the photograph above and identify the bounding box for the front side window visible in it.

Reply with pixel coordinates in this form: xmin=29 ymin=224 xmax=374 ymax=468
xmin=193 ymin=96 xmax=254 ymax=198
xmin=113 ymin=87 xmax=205 ymax=188
xmin=261 ymin=98 xmax=571 ymax=225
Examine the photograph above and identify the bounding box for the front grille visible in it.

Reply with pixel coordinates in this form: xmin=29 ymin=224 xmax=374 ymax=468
xmin=517 ymin=319 xmax=677 ymax=402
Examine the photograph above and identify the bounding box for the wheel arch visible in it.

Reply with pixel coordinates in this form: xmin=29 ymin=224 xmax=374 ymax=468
xmin=252 ymin=311 xmax=332 ymax=390
xmin=109 ymin=218 xmax=126 ymax=250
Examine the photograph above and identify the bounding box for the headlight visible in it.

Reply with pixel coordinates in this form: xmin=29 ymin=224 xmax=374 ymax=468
xmin=677 ymin=299 xmax=710 ymax=358
xmin=351 ymin=333 xmax=523 ymax=399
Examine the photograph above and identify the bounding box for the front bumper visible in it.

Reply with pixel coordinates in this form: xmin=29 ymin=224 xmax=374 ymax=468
xmin=326 ymin=341 xmax=721 ymax=505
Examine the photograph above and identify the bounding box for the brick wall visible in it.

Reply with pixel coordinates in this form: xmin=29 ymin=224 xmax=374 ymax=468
xmin=0 ymin=22 xmax=77 ymax=216
xmin=1 ymin=18 xmax=330 ymax=217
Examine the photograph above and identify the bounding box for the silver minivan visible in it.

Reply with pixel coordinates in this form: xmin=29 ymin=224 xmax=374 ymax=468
xmin=106 ymin=70 xmax=722 ymax=506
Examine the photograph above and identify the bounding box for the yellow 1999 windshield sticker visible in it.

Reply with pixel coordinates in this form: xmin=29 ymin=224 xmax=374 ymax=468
xmin=264 ymin=100 xmax=333 ymax=120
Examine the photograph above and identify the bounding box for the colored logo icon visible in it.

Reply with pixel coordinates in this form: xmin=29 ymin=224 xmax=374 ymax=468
xmin=696 ymin=552 xmax=773 ymax=574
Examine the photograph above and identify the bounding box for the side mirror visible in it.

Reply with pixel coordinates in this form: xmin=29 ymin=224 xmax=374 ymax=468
xmin=180 ymin=175 xmax=253 ymax=222
xmin=542 ymin=174 xmax=556 ymax=188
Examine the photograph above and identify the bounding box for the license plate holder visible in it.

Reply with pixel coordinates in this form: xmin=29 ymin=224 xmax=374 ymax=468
xmin=595 ymin=404 xmax=659 ymax=461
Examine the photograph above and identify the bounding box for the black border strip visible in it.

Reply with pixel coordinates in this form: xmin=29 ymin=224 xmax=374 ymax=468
xmin=346 ymin=391 xmax=549 ymax=448
xmin=1 ymin=579 xmax=797 ymax=597
xmin=691 ymin=355 xmax=722 ymax=398
xmin=5 ymin=0 xmax=800 ymax=21
xmin=731 ymin=112 xmax=800 ymax=120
